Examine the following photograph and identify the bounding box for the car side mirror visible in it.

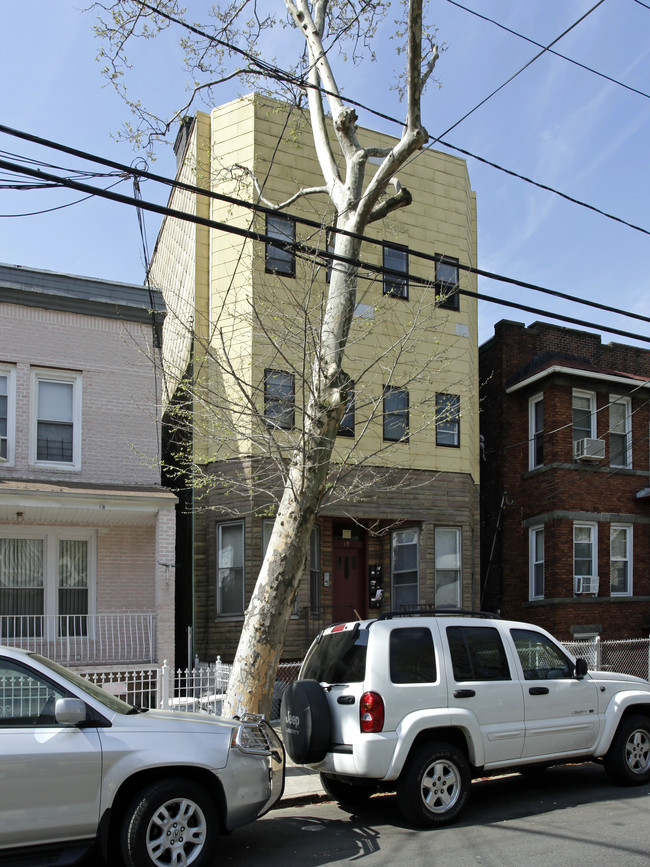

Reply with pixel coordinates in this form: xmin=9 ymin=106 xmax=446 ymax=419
xmin=55 ymin=698 xmax=88 ymax=727
xmin=575 ymin=658 xmax=588 ymax=679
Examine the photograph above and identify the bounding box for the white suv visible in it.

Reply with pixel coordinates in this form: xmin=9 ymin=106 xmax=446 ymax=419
xmin=0 ymin=646 xmax=284 ymax=866
xmin=281 ymin=611 xmax=650 ymax=827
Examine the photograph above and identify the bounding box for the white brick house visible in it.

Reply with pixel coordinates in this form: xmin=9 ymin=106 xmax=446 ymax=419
xmin=0 ymin=263 xmax=177 ymax=671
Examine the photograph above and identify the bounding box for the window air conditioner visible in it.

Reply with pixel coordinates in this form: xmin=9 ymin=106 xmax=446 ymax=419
xmin=575 ymin=576 xmax=599 ymax=595
xmin=574 ymin=437 xmax=605 ymax=461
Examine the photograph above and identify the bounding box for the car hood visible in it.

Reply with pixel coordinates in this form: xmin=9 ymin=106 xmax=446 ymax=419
xmin=104 ymin=707 xmax=240 ymax=733
xmin=590 ymin=669 xmax=650 ymax=687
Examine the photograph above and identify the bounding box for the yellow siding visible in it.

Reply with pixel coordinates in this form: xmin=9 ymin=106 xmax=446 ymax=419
xmin=152 ymin=94 xmax=479 ymax=484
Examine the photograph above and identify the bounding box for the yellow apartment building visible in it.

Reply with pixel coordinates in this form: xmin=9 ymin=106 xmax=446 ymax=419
xmin=149 ymin=94 xmax=480 ymax=663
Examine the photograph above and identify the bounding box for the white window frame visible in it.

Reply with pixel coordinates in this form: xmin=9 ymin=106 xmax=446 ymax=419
xmin=573 ymin=522 xmax=597 ymax=595
xmin=30 ymin=368 xmax=82 ymax=471
xmin=435 ymin=526 xmax=462 ymax=609
xmin=0 ymin=527 xmax=96 ymax=638
xmin=0 ymin=364 xmax=16 ymax=466
xmin=572 ymin=389 xmax=596 ymax=442
xmin=610 ymin=523 xmax=632 ymax=596
xmin=391 ymin=527 xmax=419 ymax=610
xmin=609 ymin=395 xmax=632 ymax=469
xmin=528 ymin=393 xmax=544 ymax=470
xmin=529 ymin=526 xmax=544 ymax=600
xmin=217 ymin=520 xmax=245 ymax=616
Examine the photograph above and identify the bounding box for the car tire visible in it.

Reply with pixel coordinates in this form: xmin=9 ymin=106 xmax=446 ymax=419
xmin=396 ymin=742 xmax=470 ymax=828
xmin=120 ymin=778 xmax=219 ymax=867
xmin=281 ymin=679 xmax=331 ymax=764
xmin=320 ymin=773 xmax=377 ymax=806
xmin=604 ymin=714 xmax=650 ymax=786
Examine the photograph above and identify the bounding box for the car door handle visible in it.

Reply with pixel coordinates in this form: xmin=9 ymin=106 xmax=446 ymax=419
xmin=337 ymin=695 xmax=355 ymax=705
xmin=529 ymin=687 xmax=549 ymax=695
xmin=454 ymin=689 xmax=476 ymax=698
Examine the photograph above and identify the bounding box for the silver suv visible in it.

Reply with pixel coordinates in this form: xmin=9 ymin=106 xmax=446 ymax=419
xmin=281 ymin=611 xmax=650 ymax=827
xmin=0 ymin=646 xmax=284 ymax=866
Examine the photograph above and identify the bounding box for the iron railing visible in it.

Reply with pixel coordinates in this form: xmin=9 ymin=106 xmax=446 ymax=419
xmin=0 ymin=613 xmax=157 ymax=665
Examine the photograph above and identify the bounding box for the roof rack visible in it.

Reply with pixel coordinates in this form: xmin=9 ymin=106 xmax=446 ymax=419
xmin=378 ymin=609 xmax=500 ymax=621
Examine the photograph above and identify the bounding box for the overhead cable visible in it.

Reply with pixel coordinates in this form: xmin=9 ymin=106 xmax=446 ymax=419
xmin=1 ymin=154 xmax=648 ymax=346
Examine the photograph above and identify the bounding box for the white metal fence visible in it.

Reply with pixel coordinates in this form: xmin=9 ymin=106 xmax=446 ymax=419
xmin=81 ymin=658 xmax=301 ymax=719
xmin=78 ymin=639 xmax=650 ymax=718
xmin=1 ymin=613 xmax=156 ymax=665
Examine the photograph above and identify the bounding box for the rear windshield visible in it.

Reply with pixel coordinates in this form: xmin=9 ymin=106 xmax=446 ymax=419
xmin=302 ymin=630 xmax=368 ymax=683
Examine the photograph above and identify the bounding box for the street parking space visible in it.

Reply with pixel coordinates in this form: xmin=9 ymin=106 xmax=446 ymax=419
xmin=206 ymin=764 xmax=650 ymax=867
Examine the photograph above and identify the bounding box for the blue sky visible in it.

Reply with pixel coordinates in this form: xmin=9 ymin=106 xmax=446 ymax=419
xmin=1 ymin=0 xmax=649 ymax=347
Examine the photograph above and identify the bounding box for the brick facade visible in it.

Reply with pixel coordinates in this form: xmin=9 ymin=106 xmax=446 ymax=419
xmin=480 ymin=320 xmax=650 ymax=639
xmin=0 ymin=265 xmax=177 ymax=669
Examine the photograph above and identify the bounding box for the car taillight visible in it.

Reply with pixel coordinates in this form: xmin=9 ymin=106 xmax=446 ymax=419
xmin=360 ymin=691 xmax=384 ymax=733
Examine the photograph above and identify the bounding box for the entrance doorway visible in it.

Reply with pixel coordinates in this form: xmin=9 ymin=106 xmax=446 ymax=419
xmin=332 ymin=528 xmax=366 ymax=622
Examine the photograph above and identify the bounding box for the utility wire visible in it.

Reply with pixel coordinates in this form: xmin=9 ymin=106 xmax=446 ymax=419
xmin=1 ymin=154 xmax=648 ymax=346
xmin=444 ymin=0 xmax=650 ymax=102
xmin=128 ymin=0 xmax=649 ymax=242
xmin=425 ymin=0 xmax=607 ymax=145
xmin=3 ymin=124 xmax=650 ymax=332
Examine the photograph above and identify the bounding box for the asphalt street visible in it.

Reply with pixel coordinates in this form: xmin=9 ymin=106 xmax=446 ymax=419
xmin=216 ymin=763 xmax=650 ymax=866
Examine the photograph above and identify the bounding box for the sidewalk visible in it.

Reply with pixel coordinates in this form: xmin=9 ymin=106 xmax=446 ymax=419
xmin=278 ymin=749 xmax=328 ymax=807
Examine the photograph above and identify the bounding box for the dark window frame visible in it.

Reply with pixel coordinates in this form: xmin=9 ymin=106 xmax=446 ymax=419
xmin=382 ymin=244 xmax=409 ymax=299
xmin=436 ymin=393 xmax=460 ymax=448
xmin=265 ymin=214 xmax=296 ymax=276
xmin=383 ymin=386 xmax=409 ymax=442
xmin=337 ymin=383 xmax=355 ymax=438
xmin=435 ymin=256 xmax=459 ymax=310
xmin=264 ymin=369 xmax=295 ymax=430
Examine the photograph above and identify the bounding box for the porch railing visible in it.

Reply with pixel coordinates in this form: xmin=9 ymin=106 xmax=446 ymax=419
xmin=0 ymin=613 xmax=157 ymax=665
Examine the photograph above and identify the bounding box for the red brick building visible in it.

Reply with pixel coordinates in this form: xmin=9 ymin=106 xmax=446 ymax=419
xmin=480 ymin=320 xmax=650 ymax=640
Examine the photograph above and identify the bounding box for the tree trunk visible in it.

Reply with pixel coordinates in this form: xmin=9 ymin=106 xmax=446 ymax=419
xmin=223 ymin=226 xmax=360 ymax=718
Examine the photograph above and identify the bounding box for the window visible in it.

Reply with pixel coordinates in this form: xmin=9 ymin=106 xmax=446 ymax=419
xmin=447 ymin=626 xmax=510 ymax=681
xmin=390 ymin=627 xmax=437 ymax=684
xmin=435 ymin=527 xmax=461 ymax=608
xmin=265 ymin=214 xmax=295 ymax=276
xmin=574 ymin=522 xmax=597 ymax=594
xmin=529 ymin=526 xmax=544 ymax=600
xmin=609 ymin=396 xmax=631 ymax=468
xmin=0 ymin=531 xmax=94 ymax=640
xmin=217 ymin=521 xmax=244 ymax=615
xmin=435 ymin=256 xmax=459 ymax=310
xmin=264 ymin=369 xmax=294 ymax=430
xmin=391 ymin=528 xmax=419 ymax=610
xmin=511 ymin=629 xmax=573 ymax=680
xmin=383 ymin=244 xmax=408 ymax=299
xmin=338 ymin=384 xmax=355 ymax=438
xmin=31 ymin=370 xmax=81 ymax=469
xmin=301 ymin=628 xmax=369 ymax=683
xmin=436 ymin=393 xmax=460 ymax=447
xmin=610 ymin=524 xmax=632 ymax=596
xmin=529 ymin=394 xmax=544 ymax=469
xmin=0 ymin=366 xmax=15 ymax=464
xmin=0 ymin=660 xmax=69 ymax=727
xmin=309 ymin=526 xmax=321 ymax=618
xmin=572 ymin=390 xmax=596 ymax=442
xmin=383 ymin=387 xmax=409 ymax=442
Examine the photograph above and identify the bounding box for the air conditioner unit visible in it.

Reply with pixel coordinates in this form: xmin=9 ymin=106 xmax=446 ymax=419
xmin=575 ymin=576 xmax=599 ymax=595
xmin=574 ymin=437 xmax=605 ymax=461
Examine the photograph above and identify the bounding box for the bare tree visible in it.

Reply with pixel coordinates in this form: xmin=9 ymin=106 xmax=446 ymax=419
xmin=94 ymin=0 xmax=447 ymax=717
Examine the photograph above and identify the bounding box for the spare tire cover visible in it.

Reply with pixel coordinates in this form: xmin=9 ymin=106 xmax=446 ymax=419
xmin=281 ymin=679 xmax=331 ymax=764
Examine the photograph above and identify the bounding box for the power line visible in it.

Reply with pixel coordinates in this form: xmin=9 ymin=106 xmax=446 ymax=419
xmin=444 ymin=0 xmax=650 ymax=102
xmin=1 ymin=153 xmax=648 ymax=347
xmin=3 ymin=123 xmax=650 ymax=335
xmin=422 ymin=0 xmax=607 ymax=145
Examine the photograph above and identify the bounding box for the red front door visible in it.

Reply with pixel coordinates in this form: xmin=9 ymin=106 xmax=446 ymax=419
xmin=332 ymin=537 xmax=366 ymax=622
